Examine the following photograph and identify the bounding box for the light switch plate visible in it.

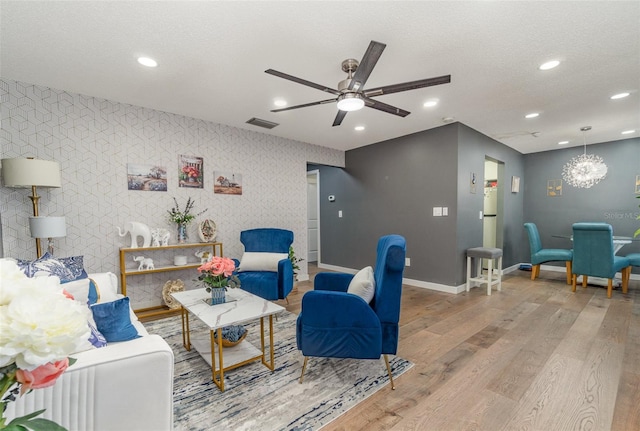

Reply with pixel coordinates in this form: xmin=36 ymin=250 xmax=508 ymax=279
xmin=433 ymin=207 xmax=443 ymax=217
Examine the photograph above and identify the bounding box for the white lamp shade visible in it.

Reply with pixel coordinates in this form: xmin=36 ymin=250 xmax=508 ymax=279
xmin=29 ymin=216 xmax=67 ymax=239
xmin=1 ymin=158 xmax=62 ymax=188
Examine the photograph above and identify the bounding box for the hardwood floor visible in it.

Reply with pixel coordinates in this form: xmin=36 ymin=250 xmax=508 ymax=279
xmin=280 ymin=264 xmax=640 ymax=431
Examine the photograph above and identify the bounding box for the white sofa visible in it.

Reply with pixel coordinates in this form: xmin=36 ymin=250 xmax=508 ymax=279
xmin=5 ymin=272 xmax=175 ymax=431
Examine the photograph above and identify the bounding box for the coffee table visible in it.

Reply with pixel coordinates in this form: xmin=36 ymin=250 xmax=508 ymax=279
xmin=171 ymin=288 xmax=285 ymax=392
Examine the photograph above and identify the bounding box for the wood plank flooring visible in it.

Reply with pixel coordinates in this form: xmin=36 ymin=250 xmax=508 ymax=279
xmin=280 ymin=265 xmax=640 ymax=431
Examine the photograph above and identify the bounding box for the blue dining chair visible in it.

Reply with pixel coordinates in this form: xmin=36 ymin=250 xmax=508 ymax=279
xmin=296 ymin=234 xmax=406 ymax=389
xmin=571 ymin=223 xmax=631 ymax=298
xmin=524 ymin=223 xmax=573 ymax=284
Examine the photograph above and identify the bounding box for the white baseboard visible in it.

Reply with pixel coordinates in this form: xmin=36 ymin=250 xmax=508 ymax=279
xmin=539 ymin=263 xmax=640 ymax=281
xmin=317 ymin=262 xmax=521 ymax=295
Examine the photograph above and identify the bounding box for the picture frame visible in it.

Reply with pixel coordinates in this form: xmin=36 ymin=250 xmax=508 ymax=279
xmin=179 ymin=155 xmax=204 ymax=189
xmin=547 ymin=179 xmax=562 ymax=197
xmin=126 ymin=163 xmax=167 ymax=191
xmin=511 ymin=176 xmax=520 ymax=193
xmin=214 ymin=171 xmax=243 ymax=195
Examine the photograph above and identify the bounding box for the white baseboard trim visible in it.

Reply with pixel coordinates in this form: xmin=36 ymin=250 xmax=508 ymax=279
xmin=317 ymin=262 xmax=522 ymax=295
xmin=539 ymin=263 xmax=640 ymax=281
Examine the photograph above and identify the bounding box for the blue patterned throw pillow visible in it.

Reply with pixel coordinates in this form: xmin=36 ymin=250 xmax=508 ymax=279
xmin=16 ymin=253 xmax=88 ymax=283
xmin=17 ymin=252 xmax=75 ymax=282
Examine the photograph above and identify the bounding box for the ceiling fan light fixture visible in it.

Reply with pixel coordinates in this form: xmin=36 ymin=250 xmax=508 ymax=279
xmin=336 ymin=93 xmax=365 ymax=112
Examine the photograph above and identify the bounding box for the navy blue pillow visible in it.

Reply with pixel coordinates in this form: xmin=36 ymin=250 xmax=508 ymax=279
xmin=91 ymin=297 xmax=140 ymax=342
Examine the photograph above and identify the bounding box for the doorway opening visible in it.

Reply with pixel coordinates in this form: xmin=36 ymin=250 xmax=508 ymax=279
xmin=483 ymin=157 xmax=504 ymax=269
xmin=307 ymin=170 xmax=319 ymax=263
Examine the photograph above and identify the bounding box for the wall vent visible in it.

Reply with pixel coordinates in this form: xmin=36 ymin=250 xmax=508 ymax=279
xmin=246 ymin=117 xmax=279 ymax=129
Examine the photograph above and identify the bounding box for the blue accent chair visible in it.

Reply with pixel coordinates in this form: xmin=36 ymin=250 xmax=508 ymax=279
xmin=524 ymin=222 xmax=573 ymax=284
xmin=233 ymin=228 xmax=294 ymax=301
xmin=571 ymin=223 xmax=631 ymax=298
xmin=296 ymin=234 xmax=406 ymax=389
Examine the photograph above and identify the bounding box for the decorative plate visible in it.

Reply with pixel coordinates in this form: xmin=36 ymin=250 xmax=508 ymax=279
xmin=162 ymin=279 xmax=185 ymax=309
xmin=198 ymin=219 xmax=217 ymax=242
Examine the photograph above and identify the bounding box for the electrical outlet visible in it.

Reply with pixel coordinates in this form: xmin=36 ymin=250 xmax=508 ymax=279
xmin=338 ymin=210 xmax=343 ymax=218
xmin=442 ymin=207 xmax=448 ymax=216
xmin=405 ymin=258 xmax=411 ymax=267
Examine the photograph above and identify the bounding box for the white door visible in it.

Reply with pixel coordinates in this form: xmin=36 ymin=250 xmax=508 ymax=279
xmin=307 ymin=171 xmax=319 ymax=262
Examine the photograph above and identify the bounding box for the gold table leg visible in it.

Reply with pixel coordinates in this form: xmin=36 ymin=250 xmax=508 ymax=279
xmin=180 ymin=306 xmax=191 ymax=351
xmin=260 ymin=315 xmax=276 ymax=370
xmin=210 ymin=328 xmax=225 ymax=392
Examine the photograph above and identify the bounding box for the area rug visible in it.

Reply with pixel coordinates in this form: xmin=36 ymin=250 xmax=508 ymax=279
xmin=145 ymin=311 xmax=414 ymax=431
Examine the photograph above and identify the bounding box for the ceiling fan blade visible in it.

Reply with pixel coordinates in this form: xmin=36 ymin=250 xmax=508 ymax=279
xmin=271 ymin=98 xmax=337 ymax=113
xmin=363 ymin=97 xmax=410 ymax=117
xmin=332 ymin=110 xmax=348 ymax=127
xmin=265 ymin=69 xmax=341 ymax=96
xmin=349 ymin=40 xmax=386 ymax=91
xmin=364 ymin=75 xmax=451 ymax=97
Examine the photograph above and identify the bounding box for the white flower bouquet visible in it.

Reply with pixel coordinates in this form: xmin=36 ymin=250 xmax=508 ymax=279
xmin=0 ymin=259 xmax=91 ymax=431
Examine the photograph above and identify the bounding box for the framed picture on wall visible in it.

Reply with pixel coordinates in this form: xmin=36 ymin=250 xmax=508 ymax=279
xmin=179 ymin=155 xmax=204 ymax=188
xmin=126 ymin=163 xmax=167 ymax=191
xmin=214 ymin=171 xmax=243 ymax=195
xmin=547 ymin=179 xmax=562 ymax=197
xmin=635 ymin=175 xmax=640 ymax=194
xmin=511 ymin=176 xmax=520 ymax=193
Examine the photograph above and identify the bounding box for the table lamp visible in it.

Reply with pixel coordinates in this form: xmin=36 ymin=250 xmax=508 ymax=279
xmin=29 ymin=216 xmax=66 ymax=256
xmin=1 ymin=158 xmax=62 ymax=257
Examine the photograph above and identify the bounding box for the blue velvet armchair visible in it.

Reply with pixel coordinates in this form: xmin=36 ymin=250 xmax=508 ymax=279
xmin=296 ymin=234 xmax=406 ymax=389
xmin=571 ymin=223 xmax=631 ymax=298
xmin=234 ymin=228 xmax=294 ymax=301
xmin=524 ymin=222 xmax=573 ymax=284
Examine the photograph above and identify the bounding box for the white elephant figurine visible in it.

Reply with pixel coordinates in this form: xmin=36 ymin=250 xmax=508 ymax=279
xmin=151 ymin=228 xmax=171 ymax=247
xmin=117 ymin=221 xmax=152 ymax=248
xmin=133 ymin=256 xmax=154 ymax=271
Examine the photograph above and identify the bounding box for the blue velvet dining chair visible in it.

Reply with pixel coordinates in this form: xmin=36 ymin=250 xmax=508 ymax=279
xmin=524 ymin=222 xmax=573 ymax=284
xmin=296 ymin=234 xmax=406 ymax=389
xmin=233 ymin=228 xmax=294 ymax=301
xmin=571 ymin=223 xmax=631 ymax=298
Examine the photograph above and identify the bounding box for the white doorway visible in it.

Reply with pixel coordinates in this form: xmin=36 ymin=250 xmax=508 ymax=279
xmin=307 ymin=170 xmax=319 ymax=263
xmin=483 ymin=158 xmax=504 ymax=269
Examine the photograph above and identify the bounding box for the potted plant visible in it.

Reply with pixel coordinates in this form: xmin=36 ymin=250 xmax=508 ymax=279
xmin=289 ymin=246 xmax=304 ymax=281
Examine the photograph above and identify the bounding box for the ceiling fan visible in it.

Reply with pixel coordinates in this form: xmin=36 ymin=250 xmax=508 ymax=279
xmin=265 ymin=40 xmax=451 ymax=127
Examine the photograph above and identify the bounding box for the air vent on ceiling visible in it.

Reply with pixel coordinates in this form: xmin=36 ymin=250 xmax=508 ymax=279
xmin=246 ymin=117 xmax=279 ymax=129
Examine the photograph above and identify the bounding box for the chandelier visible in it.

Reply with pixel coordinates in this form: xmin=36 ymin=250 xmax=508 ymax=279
xmin=562 ymin=126 xmax=608 ymax=188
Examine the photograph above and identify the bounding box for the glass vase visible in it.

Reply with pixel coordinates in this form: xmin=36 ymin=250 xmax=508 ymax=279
xmin=177 ymin=223 xmax=187 ymax=243
xmin=210 ymin=287 xmax=226 ymax=305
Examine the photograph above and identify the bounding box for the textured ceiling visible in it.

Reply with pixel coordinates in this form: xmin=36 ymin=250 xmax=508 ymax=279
xmin=1 ymin=1 xmax=639 ymax=154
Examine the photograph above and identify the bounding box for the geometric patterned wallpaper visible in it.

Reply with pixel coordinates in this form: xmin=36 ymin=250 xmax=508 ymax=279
xmin=0 ymin=79 xmax=344 ymax=309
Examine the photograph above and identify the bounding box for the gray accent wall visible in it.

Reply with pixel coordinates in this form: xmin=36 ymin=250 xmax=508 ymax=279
xmin=523 ymin=137 xmax=640 ymax=270
xmin=317 ymin=123 xmax=527 ymax=287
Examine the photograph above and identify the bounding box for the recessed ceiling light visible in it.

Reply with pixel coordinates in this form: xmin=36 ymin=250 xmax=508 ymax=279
xmin=354 ymin=126 xmax=365 ymax=131
xmin=137 ymin=57 xmax=157 ymax=67
xmin=539 ymin=60 xmax=560 ymax=70
xmin=558 ymin=141 xmax=569 ymax=145
xmin=525 ymin=113 xmax=539 ymax=119
xmin=621 ymin=130 xmax=635 ymax=135
xmin=273 ymin=99 xmax=287 ymax=107
xmin=423 ymin=99 xmax=438 ymax=108
xmin=610 ymin=92 xmax=630 ymax=100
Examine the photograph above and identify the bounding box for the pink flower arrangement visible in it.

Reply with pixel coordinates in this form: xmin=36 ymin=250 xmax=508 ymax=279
xmin=182 ymin=166 xmax=200 ymax=178
xmin=15 ymin=359 xmax=70 ymax=395
xmin=197 ymin=256 xmax=240 ymax=290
